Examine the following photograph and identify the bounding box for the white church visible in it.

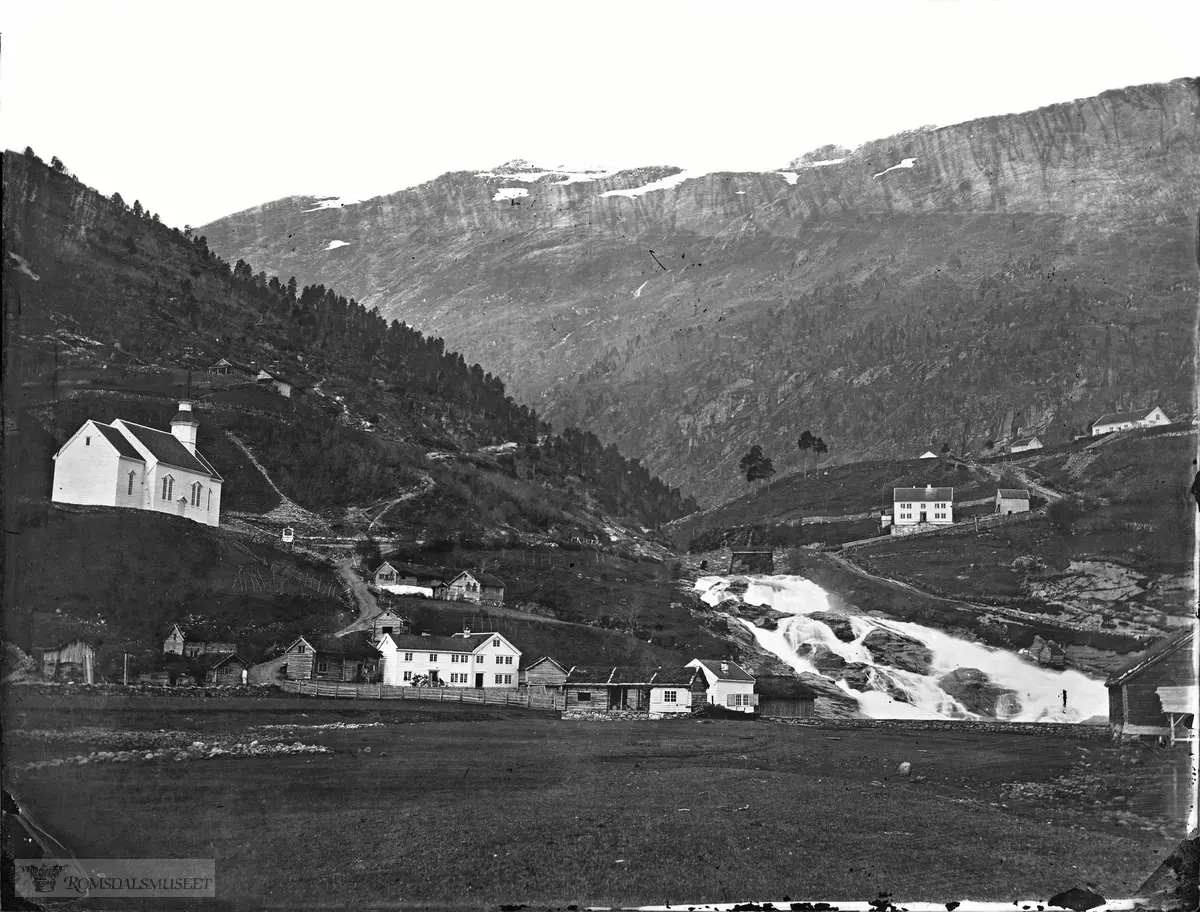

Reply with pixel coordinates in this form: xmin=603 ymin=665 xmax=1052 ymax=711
xmin=50 ymin=401 xmax=223 ymax=527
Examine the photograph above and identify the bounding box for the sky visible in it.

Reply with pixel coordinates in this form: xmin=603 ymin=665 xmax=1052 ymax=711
xmin=2 ymin=0 xmax=1196 ymax=228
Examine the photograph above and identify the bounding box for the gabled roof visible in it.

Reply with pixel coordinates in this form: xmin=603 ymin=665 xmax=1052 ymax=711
xmin=997 ymin=488 xmax=1030 ymax=499
xmin=1010 ymin=436 xmax=1040 ymax=447
xmin=93 ymin=422 xmax=145 ymax=461
xmin=1106 ymin=627 xmax=1196 ymax=687
xmin=447 ymin=570 xmax=505 ymax=588
xmin=164 ymin=624 xmax=187 ymax=641
xmin=526 ymin=656 xmax=567 ymax=673
xmin=894 ymin=486 xmax=953 ymax=502
xmin=373 ymin=561 xmax=398 ymax=575
xmin=753 ymin=675 xmax=818 ymax=699
xmin=1092 ymin=407 xmax=1161 ymax=427
xmin=689 ymin=659 xmax=756 ymax=682
xmin=564 ymin=666 xmax=703 ymax=687
xmin=381 ymin=633 xmax=492 ymax=653
xmin=113 ymin=420 xmax=222 ymax=480
xmin=194 ymin=652 xmax=250 ymax=671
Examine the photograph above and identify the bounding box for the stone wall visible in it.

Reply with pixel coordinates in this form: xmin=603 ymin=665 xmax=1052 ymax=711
xmin=562 ymin=709 xmax=655 ymax=721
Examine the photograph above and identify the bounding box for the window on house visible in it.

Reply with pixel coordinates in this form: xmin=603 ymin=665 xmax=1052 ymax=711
xmin=429 ymin=654 xmax=437 ymax=662
xmin=207 ymin=489 xmax=212 ymax=511
xmin=476 ymin=655 xmax=484 ymax=663
xmin=503 ymin=674 xmax=512 ymax=684
xmin=316 ymin=661 xmax=328 ymax=674
xmin=296 ymin=644 xmax=306 ymax=654
xmin=85 ymin=436 xmax=91 ymax=446
xmin=161 ymin=475 xmax=174 ymax=500
xmin=191 ymin=482 xmax=203 ymax=507
xmin=576 ymin=692 xmax=591 ymax=702
xmin=403 ymin=670 xmax=412 ymax=682
xmin=663 ymin=690 xmax=678 ymax=703
xmin=404 ymin=653 xmax=413 ymax=661
xmin=493 ymin=638 xmax=500 ymax=647
xmin=127 ymin=472 xmax=135 ymax=496
xmin=495 ymin=674 xmax=504 ymax=684
xmin=504 ymin=656 xmax=513 ymax=665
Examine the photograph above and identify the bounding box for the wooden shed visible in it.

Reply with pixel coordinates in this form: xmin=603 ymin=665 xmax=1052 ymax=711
xmin=198 ymin=653 xmax=251 ymax=686
xmin=753 ymin=675 xmax=817 ymax=719
xmin=995 ymin=488 xmax=1031 ymax=515
xmin=1106 ymin=628 xmax=1196 ymax=742
xmin=282 ymin=635 xmax=381 ymax=683
xmin=521 ymin=656 xmax=568 ymax=694
xmin=36 ymin=640 xmax=96 ymax=684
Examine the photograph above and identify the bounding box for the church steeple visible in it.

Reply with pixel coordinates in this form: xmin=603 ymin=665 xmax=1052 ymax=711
xmin=170 ymin=401 xmax=200 ymax=453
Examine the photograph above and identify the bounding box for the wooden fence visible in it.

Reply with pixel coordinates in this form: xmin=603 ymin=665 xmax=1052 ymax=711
xmin=841 ymin=508 xmax=1042 ymax=551
xmin=281 ymin=679 xmax=564 ymax=710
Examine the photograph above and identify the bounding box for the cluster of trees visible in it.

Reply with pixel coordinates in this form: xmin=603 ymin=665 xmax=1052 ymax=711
xmin=739 ymin=430 xmax=830 ymax=489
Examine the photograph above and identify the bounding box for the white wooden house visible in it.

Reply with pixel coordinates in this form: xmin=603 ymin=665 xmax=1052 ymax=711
xmin=376 ymin=631 xmax=521 ymax=687
xmin=686 ymin=658 xmax=758 ymax=712
xmin=256 ymin=370 xmax=294 ymax=398
xmin=1091 ymin=406 xmax=1170 ymax=436
xmin=440 ymin=571 xmax=505 ymax=606
xmin=1008 ymin=436 xmax=1043 ymax=453
xmin=892 ymin=485 xmax=954 ymax=533
xmin=50 ymin=401 xmax=223 ymax=527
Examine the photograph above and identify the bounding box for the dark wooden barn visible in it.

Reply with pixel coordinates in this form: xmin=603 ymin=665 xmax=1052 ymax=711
xmin=753 ymin=675 xmax=817 ymax=719
xmin=1106 ymin=627 xmax=1196 ymax=743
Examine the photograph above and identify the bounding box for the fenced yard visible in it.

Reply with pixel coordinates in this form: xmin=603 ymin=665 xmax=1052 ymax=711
xmin=281 ymin=679 xmax=564 ymax=710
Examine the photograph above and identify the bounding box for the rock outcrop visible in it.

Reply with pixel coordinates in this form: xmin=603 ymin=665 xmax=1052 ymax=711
xmin=808 ymin=611 xmax=857 ymax=642
xmin=938 ymin=667 xmax=1022 ymax=718
xmin=862 ymin=629 xmax=933 ymax=675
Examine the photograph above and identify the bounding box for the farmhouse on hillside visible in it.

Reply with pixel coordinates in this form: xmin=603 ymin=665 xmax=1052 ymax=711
xmin=36 ymin=640 xmax=96 ymax=684
xmin=686 ymin=658 xmax=758 ymax=712
xmin=256 ymin=370 xmax=295 ymax=398
xmin=207 ymin=358 xmax=257 ymax=380
xmin=282 ymin=635 xmax=381 ymax=683
xmin=1008 ymin=436 xmax=1043 ymax=453
xmin=1091 ymin=406 xmax=1171 ymax=436
xmin=561 ymin=666 xmax=707 ymax=718
xmin=1106 ymin=627 xmax=1196 ymax=743
xmin=892 ymin=485 xmax=954 ymax=534
xmin=51 ymin=400 xmax=223 ymax=527
xmin=995 ymin=489 xmax=1031 ymax=515
xmin=163 ymin=624 xmax=236 ymax=657
xmin=375 ymin=631 xmax=521 ymax=687
xmin=439 ymin=571 xmax=505 ymax=606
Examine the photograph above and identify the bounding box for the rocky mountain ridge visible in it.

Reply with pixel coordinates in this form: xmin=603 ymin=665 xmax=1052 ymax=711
xmin=201 ymin=78 xmax=1200 ymax=506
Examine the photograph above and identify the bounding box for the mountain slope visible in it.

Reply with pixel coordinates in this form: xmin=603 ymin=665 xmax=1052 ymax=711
xmin=2 ymin=149 xmax=697 ymax=534
xmin=200 ymin=78 xmax=1200 ymax=506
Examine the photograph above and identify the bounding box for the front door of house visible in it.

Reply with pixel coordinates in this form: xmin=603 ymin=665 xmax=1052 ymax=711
xmin=919 ymin=509 xmax=926 ymax=523
xmin=429 ymin=670 xmax=439 ymax=684
xmin=475 ymin=673 xmax=484 ymax=688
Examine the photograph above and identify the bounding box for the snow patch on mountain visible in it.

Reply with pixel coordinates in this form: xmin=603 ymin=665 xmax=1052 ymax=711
xmin=493 ymin=187 xmax=530 ymax=202
xmin=324 ymin=240 xmax=350 ymax=251
xmin=775 ymin=172 xmax=800 ymax=185
xmin=601 ymin=170 xmax=708 ymax=198
xmin=873 ymin=158 xmax=917 ymax=179
xmin=303 ymin=197 xmax=360 ymax=212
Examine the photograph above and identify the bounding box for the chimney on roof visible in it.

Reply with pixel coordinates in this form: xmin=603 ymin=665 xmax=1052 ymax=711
xmin=170 ymin=400 xmax=200 ymax=454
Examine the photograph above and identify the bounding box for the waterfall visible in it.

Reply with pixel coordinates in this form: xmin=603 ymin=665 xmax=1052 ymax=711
xmin=697 ymin=574 xmax=1109 ymax=722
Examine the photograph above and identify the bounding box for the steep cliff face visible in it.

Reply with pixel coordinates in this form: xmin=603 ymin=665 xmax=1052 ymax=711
xmin=202 ymin=78 xmax=1200 ymax=506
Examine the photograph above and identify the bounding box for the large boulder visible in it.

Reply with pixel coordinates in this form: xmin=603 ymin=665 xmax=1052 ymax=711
xmin=808 ymin=611 xmax=857 ymax=642
xmin=862 ymin=628 xmax=933 ymax=675
xmin=938 ymin=667 xmax=1022 ymax=717
xmin=737 ymin=603 xmax=791 ymax=630
xmin=795 ymin=644 xmax=873 ymax=691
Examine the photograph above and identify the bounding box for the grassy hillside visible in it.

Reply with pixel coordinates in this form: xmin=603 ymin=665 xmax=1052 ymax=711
xmin=3 ymin=506 xmax=354 ymax=680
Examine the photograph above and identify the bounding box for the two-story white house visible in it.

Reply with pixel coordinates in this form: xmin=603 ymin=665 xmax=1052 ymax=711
xmin=376 ymin=630 xmax=521 ymax=687
xmin=686 ymin=658 xmax=758 ymax=712
xmin=892 ymin=485 xmax=954 ymax=534
xmin=51 ymin=401 xmax=223 ymax=527
xmin=1090 ymin=406 xmax=1171 ymax=436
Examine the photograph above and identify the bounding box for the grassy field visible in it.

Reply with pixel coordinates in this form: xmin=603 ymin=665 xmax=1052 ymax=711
xmin=4 ymin=691 xmax=1186 ymax=909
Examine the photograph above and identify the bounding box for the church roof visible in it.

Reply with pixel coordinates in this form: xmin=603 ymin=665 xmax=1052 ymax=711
xmin=93 ymin=422 xmax=145 ymax=461
xmin=115 ymin=421 xmax=223 ymax=480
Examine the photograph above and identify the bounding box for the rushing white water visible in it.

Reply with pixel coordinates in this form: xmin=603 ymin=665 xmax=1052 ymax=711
xmin=696 ymin=575 xmax=1108 ymax=722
